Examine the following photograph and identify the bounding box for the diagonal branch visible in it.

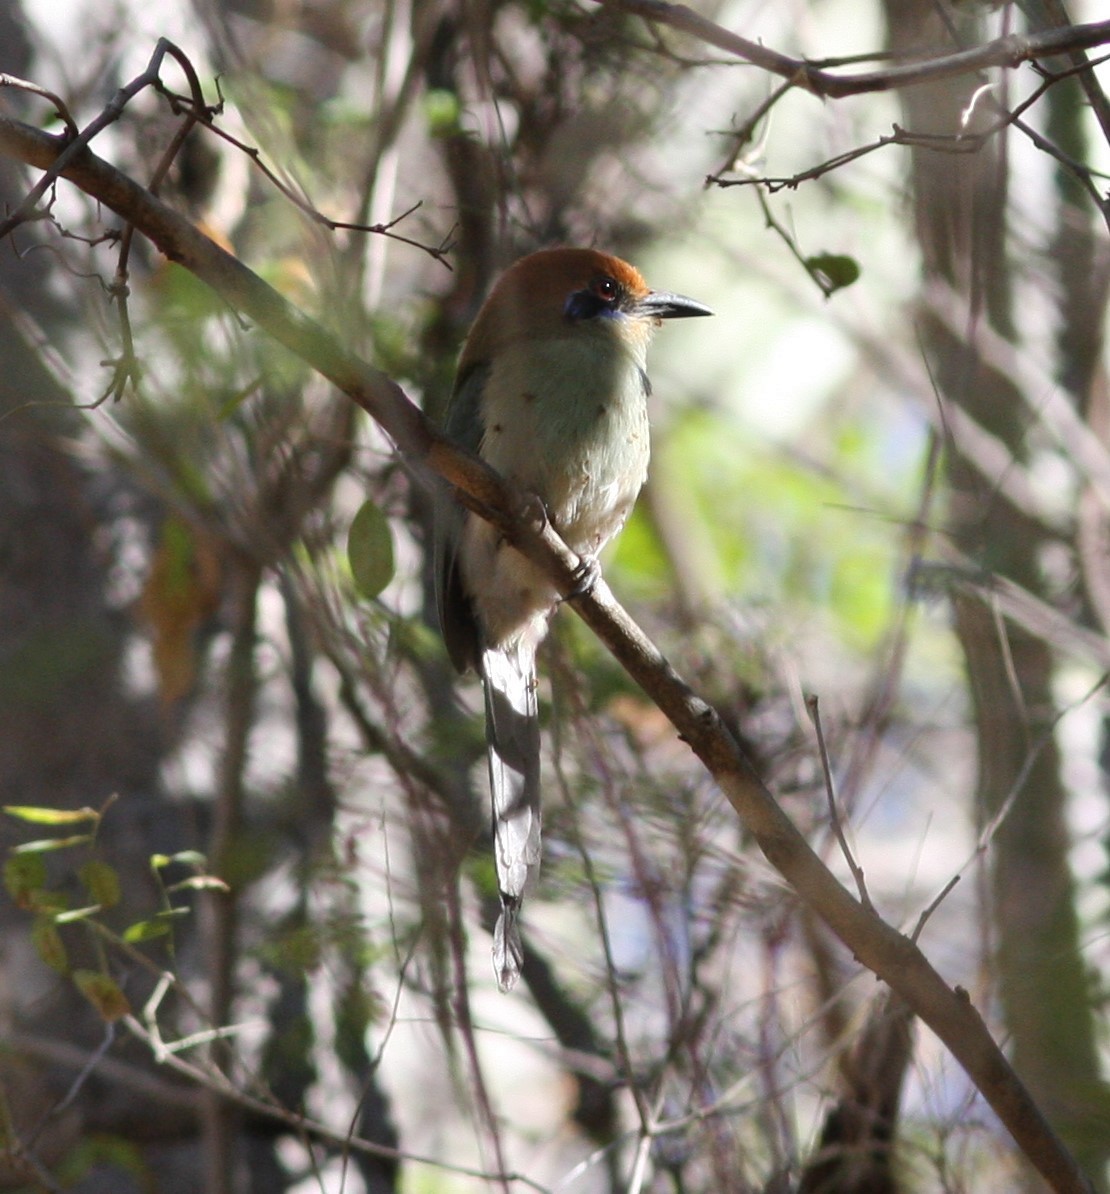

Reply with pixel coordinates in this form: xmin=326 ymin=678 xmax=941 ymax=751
xmin=0 ymin=113 xmax=1096 ymax=1194
xmin=592 ymin=0 xmax=1110 ymax=99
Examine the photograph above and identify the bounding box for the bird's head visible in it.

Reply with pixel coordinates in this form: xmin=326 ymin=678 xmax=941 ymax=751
xmin=459 ymin=247 xmax=712 ymax=369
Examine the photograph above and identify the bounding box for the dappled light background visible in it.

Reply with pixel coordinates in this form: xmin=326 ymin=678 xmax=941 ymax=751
xmin=2 ymin=0 xmax=1109 ymax=1191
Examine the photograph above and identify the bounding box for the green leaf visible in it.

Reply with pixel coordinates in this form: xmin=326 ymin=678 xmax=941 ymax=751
xmin=347 ymin=500 xmax=396 ymax=599
xmin=805 ymin=253 xmax=861 ymax=295
xmin=123 ymin=919 xmax=172 ymax=943
xmin=12 ymin=833 xmax=93 ymax=854
xmin=73 ymin=969 xmax=131 ymax=1022
xmin=32 ymin=915 xmax=69 ymax=973
xmin=80 ymin=860 xmax=121 ymax=909
xmin=122 ymin=909 xmax=188 ymax=943
xmin=4 ymin=804 xmax=100 ymax=825
xmin=424 ymin=88 xmax=461 ymax=136
xmin=151 ymin=850 xmax=208 ymax=871
xmin=4 ymin=852 xmax=46 ymax=907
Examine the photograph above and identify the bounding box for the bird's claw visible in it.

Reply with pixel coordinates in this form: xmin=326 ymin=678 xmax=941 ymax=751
xmin=563 ymin=554 xmax=601 ymax=603
xmin=512 ymin=487 xmax=598 ymax=603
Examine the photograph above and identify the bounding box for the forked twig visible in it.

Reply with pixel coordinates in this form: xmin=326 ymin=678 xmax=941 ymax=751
xmin=0 ymin=40 xmax=215 ymax=243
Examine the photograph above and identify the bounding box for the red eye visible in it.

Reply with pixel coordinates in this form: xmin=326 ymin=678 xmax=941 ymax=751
xmin=591 ymin=275 xmax=620 ymax=304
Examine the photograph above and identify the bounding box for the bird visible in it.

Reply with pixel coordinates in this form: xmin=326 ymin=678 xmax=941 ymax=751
xmin=434 ymin=247 xmax=712 ymax=991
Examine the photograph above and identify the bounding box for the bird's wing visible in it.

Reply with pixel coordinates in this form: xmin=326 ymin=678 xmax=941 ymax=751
xmin=480 ymin=639 xmax=541 ymax=991
xmin=434 ymin=364 xmax=489 ymax=672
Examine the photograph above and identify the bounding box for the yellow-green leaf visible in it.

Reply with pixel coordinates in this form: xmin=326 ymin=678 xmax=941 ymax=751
xmin=151 ymin=849 xmax=208 ymax=871
xmin=123 ymin=915 xmax=176 ymax=943
xmin=424 ymin=88 xmax=462 ymax=136
xmin=347 ymin=500 xmax=395 ymax=599
xmin=4 ymin=805 xmax=99 ymax=825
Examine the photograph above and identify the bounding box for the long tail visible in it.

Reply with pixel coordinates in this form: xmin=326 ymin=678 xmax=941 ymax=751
xmin=480 ymin=640 xmax=541 ymax=991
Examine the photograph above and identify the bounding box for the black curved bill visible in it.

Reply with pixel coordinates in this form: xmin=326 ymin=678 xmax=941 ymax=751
xmin=637 ymin=291 xmax=714 ymax=319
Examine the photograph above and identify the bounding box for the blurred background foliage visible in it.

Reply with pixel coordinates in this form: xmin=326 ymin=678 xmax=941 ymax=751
xmin=1 ymin=0 xmax=1109 ymax=1190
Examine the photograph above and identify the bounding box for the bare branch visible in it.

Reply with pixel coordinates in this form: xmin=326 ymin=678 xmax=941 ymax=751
xmin=196 ymin=115 xmax=456 ymax=264
xmin=0 ymin=39 xmax=215 ymax=243
xmin=120 ymin=1011 xmax=549 ymax=1190
xmin=707 ymin=51 xmax=1110 ymax=233
xmin=593 ymin=0 xmax=1110 ymax=99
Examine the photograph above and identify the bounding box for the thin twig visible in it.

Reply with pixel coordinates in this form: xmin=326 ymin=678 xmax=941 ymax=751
xmin=807 ymin=695 xmax=872 ymax=911
xmin=912 ymin=672 xmax=1109 ymax=945
xmin=706 ymin=76 xmax=792 ymax=182
xmin=123 ymin=1012 xmax=550 ymax=1189
xmin=196 ymin=117 xmax=455 ymax=264
xmin=0 ymin=73 xmax=79 ymax=136
xmin=0 ymin=39 xmax=214 ymax=243
xmin=559 ymin=755 xmax=653 ymax=1133
xmin=751 ymin=187 xmax=838 ymax=298
xmin=23 ymin=1022 xmax=115 ymax=1149
xmin=704 ymin=42 xmax=1110 ymax=234
xmin=911 ymin=874 xmax=961 ymax=944
xmin=100 ymin=99 xmax=205 ymax=403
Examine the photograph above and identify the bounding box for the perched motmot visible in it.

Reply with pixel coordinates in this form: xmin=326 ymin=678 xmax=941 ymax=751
xmin=435 ymin=247 xmax=712 ymax=990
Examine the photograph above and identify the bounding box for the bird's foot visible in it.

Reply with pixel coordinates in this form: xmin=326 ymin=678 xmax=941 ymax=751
xmin=563 ymin=553 xmax=601 ymax=603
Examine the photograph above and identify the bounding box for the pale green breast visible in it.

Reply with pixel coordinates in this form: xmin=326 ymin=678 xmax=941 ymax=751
xmin=479 ymin=332 xmax=651 ymax=554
